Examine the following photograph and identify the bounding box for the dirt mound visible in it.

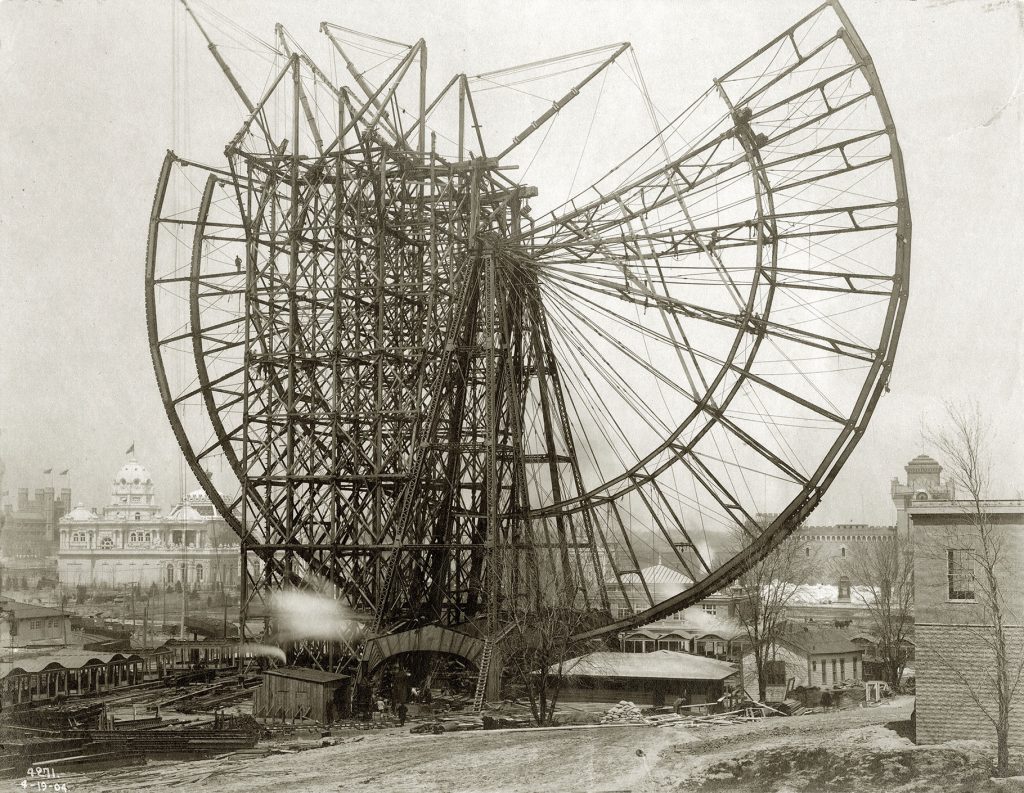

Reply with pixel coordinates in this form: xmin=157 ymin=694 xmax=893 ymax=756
xmin=689 ymin=742 xmax=994 ymax=793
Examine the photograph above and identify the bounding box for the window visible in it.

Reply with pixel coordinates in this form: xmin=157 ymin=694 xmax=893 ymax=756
xmin=805 ymin=547 xmax=810 ymax=557
xmin=840 ymin=659 xmax=846 ymax=680
xmin=831 ymin=659 xmax=837 ymax=681
xmin=701 ymin=604 xmax=717 ymax=616
xmin=948 ymin=549 xmax=975 ymax=600
xmin=617 ymin=606 xmax=632 ymax=618
xmin=166 ymin=564 xmax=174 ymax=583
xmin=195 ymin=564 xmax=203 ymax=583
xmin=134 ymin=512 xmax=141 ymax=521
xmin=812 ymin=661 xmax=817 ymax=672
xmin=100 ymin=537 xmax=113 ymax=549
xmin=840 ymin=547 xmax=846 ymax=558
xmin=821 ymin=663 xmax=827 ymax=685
xmin=31 ymin=619 xmax=41 ymax=630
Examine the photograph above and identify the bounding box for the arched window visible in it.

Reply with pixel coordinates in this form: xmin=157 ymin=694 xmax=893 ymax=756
xmin=129 ymin=532 xmax=137 ymax=543
xmin=144 ymin=533 xmax=151 ymax=542
xmin=195 ymin=564 xmax=203 ymax=583
xmin=166 ymin=564 xmax=174 ymax=583
xmin=100 ymin=537 xmax=113 ymax=549
xmin=841 ymin=546 xmax=847 ymax=558
xmin=134 ymin=512 xmax=141 ymax=521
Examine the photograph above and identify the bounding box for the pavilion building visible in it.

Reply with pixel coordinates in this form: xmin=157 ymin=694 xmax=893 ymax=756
xmin=56 ymin=455 xmax=238 ymax=589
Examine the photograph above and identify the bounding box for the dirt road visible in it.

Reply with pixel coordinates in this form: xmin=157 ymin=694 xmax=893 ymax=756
xmin=66 ymin=698 xmax=1001 ymax=793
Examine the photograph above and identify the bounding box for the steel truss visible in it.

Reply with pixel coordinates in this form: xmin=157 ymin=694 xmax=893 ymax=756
xmin=147 ymin=0 xmax=910 ymax=665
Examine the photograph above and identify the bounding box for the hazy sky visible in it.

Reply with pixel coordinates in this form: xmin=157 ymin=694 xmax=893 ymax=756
xmin=0 ymin=0 xmax=1021 ymax=526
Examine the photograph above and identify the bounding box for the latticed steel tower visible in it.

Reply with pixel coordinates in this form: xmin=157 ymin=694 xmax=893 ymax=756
xmin=147 ymin=0 xmax=910 ymax=664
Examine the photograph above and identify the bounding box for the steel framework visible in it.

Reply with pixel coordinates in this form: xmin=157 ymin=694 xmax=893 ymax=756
xmin=147 ymin=0 xmax=910 ymax=662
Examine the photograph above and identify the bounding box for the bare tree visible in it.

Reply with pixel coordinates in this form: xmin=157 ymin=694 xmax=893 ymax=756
xmin=501 ymin=570 xmax=600 ymax=726
xmin=843 ymin=528 xmax=914 ymax=689
xmin=924 ymin=401 xmax=1024 ymax=777
xmin=731 ymin=527 xmax=815 ymax=701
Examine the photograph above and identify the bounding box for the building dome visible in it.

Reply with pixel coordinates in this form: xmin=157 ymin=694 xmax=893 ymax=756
xmin=183 ymin=487 xmax=212 ymax=505
xmin=114 ymin=460 xmax=153 ymax=486
xmin=905 ymin=454 xmax=941 ymax=472
xmin=105 ymin=454 xmax=160 ymax=519
xmin=64 ymin=503 xmax=98 ymax=521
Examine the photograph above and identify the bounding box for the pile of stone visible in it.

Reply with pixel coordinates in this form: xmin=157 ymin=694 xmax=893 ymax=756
xmin=601 ymin=701 xmax=651 ymax=725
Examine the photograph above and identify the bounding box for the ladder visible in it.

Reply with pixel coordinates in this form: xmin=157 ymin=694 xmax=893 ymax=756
xmin=472 ymin=638 xmax=493 ymax=712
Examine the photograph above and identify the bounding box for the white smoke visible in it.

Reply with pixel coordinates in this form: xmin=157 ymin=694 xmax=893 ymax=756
xmin=270 ymin=588 xmax=366 ymax=644
xmin=239 ymin=643 xmax=287 ymax=663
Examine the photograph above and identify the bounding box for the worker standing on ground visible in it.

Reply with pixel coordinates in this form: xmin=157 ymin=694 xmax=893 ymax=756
xmin=397 ymin=702 xmax=408 ymax=726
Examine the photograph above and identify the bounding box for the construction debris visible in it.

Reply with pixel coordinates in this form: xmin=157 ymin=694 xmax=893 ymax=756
xmin=601 ymin=701 xmax=652 ymax=725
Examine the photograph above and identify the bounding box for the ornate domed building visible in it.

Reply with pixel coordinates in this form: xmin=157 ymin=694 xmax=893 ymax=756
xmin=57 ymin=453 xmax=239 ymax=588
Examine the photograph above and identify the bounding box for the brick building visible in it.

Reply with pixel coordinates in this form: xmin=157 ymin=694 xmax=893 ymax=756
xmin=893 ymin=455 xmax=955 ymax=532
xmin=0 ymin=486 xmax=71 ymax=558
xmin=911 ymin=499 xmax=1024 ymax=746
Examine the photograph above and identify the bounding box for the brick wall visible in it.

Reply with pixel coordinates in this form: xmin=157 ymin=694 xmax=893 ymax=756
xmin=916 ymin=623 xmax=1024 ymax=746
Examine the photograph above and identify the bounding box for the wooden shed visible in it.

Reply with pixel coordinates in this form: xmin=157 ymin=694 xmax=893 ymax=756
xmin=253 ymin=667 xmax=350 ymax=723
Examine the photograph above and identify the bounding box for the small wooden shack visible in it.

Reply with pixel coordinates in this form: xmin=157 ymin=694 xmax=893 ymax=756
xmin=254 ymin=666 xmax=350 ymax=723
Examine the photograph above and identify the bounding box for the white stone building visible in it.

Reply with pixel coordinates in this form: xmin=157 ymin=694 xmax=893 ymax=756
xmin=57 ymin=456 xmax=239 ymax=589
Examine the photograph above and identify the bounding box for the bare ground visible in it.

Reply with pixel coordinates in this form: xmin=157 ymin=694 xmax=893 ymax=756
xmin=62 ymin=697 xmax=1017 ymax=793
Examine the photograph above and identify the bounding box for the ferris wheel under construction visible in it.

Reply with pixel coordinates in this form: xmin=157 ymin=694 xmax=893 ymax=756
xmin=146 ymin=0 xmax=910 ymax=691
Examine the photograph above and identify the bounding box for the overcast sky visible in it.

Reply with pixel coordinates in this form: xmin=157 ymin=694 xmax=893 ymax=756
xmin=0 ymin=0 xmax=1021 ymax=527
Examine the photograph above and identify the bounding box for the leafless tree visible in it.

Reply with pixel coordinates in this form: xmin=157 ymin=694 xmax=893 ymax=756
xmin=730 ymin=527 xmax=815 ymax=701
xmin=923 ymin=401 xmax=1024 ymax=776
xmin=501 ymin=569 xmax=600 ymax=726
xmin=842 ymin=528 xmax=914 ymax=689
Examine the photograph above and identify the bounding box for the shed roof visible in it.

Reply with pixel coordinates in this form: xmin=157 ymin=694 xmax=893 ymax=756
xmin=1 ymin=601 xmax=66 ymax=620
xmin=619 ymin=564 xmax=693 ymax=586
xmin=622 ymin=627 xmax=697 ymax=641
xmin=553 ymin=650 xmax=737 ymax=681
xmin=264 ymin=666 xmax=349 ymax=684
xmin=1 ymin=652 xmax=142 ymax=678
xmin=780 ymin=625 xmax=860 ymax=656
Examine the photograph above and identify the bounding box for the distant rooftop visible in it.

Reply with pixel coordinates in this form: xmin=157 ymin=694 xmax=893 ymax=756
xmin=554 ymin=650 xmax=737 ymax=681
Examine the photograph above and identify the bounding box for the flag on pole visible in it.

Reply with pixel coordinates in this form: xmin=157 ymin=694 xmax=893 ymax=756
xmin=126 ymin=442 xmax=135 ymax=455
xmin=43 ymin=468 xmax=52 ymax=474
xmin=59 ymin=469 xmax=69 ymax=476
